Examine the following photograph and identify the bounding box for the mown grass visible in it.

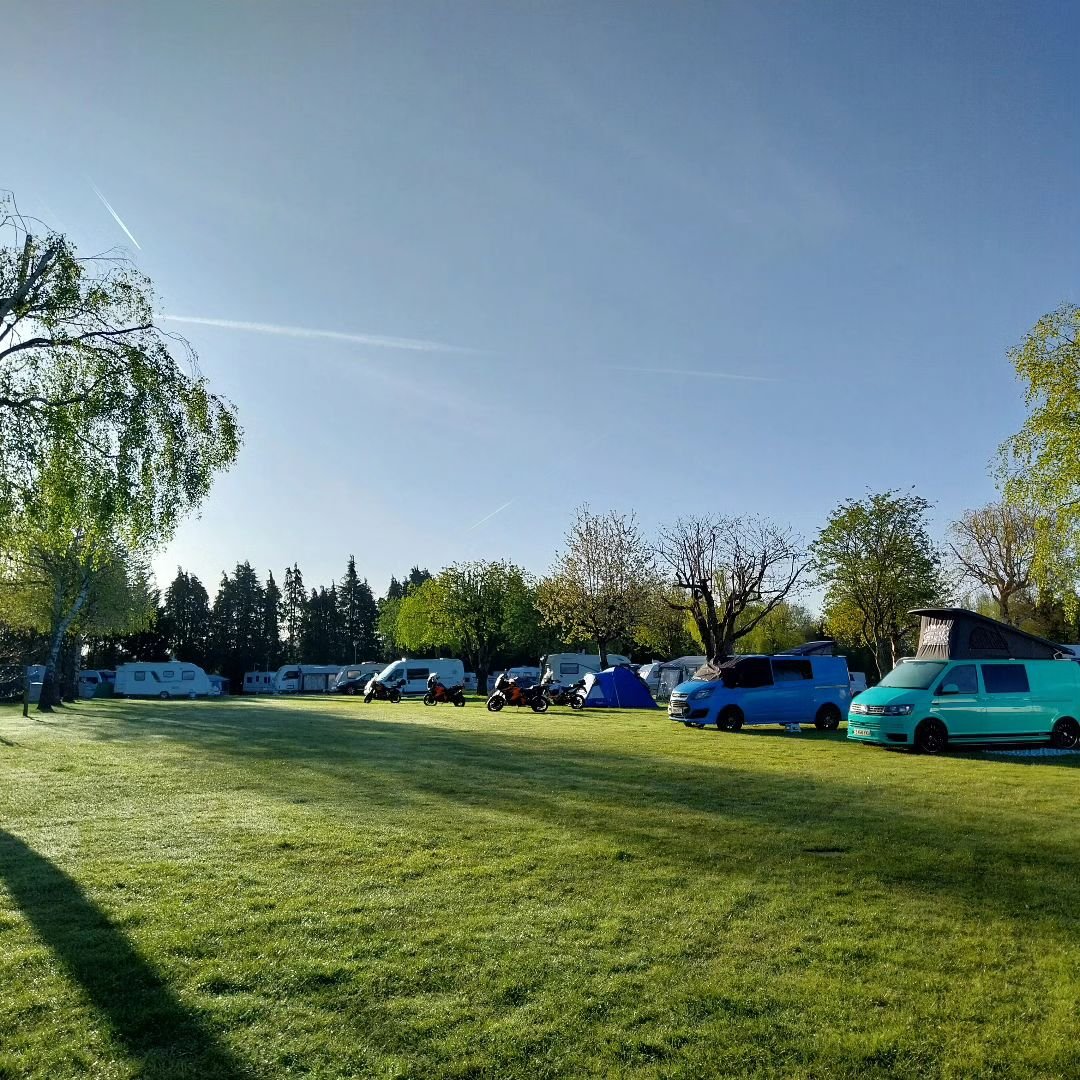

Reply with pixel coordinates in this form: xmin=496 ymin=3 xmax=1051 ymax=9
xmin=0 ymin=696 xmax=1077 ymax=1079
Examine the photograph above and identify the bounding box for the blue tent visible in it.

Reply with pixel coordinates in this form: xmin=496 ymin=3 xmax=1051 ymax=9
xmin=584 ymin=666 xmax=659 ymax=709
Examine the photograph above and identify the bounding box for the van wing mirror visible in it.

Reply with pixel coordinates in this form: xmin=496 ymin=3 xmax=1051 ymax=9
xmin=938 ymin=683 xmax=960 ymax=696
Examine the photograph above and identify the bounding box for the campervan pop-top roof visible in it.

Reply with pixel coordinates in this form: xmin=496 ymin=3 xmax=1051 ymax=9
xmin=911 ymin=608 xmax=1065 ymax=661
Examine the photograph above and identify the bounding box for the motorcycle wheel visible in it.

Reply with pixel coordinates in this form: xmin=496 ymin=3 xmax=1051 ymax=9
xmin=531 ymin=697 xmax=549 ymax=713
xmin=453 ymin=693 xmax=466 ymax=707
xmin=570 ymin=694 xmax=584 ymax=710
xmin=363 ymin=692 xmax=374 ymax=703
xmin=423 ymin=692 xmax=436 ymax=706
xmin=487 ymin=695 xmax=504 ymax=712
xmin=388 ymin=689 xmax=401 ymax=703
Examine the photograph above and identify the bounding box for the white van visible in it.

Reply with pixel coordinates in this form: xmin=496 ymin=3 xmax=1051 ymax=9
xmin=272 ymin=664 xmax=343 ymax=694
xmin=372 ymin=658 xmax=465 ymax=697
xmin=115 ymin=661 xmax=210 ymax=699
xmin=541 ymin=653 xmax=632 ymax=685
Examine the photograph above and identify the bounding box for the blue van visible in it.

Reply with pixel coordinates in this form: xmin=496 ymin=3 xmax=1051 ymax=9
xmin=669 ymin=653 xmax=851 ymax=731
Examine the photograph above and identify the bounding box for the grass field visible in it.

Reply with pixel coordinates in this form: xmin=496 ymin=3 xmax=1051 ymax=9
xmin=0 ymin=696 xmax=1078 ymax=1079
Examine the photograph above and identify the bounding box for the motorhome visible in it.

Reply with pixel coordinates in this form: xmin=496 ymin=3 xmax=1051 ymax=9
xmin=370 ymin=658 xmax=465 ymax=697
xmin=849 ymin=608 xmax=1080 ymax=753
xmin=669 ymin=653 xmax=850 ymax=731
xmin=541 ymin=653 xmax=632 ymax=685
xmin=271 ymin=665 xmax=343 ymax=694
xmin=114 ymin=661 xmax=211 ymax=699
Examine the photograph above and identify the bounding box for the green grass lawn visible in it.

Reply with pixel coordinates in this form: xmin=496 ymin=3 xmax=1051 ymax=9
xmin=0 ymin=696 xmax=1077 ymax=1079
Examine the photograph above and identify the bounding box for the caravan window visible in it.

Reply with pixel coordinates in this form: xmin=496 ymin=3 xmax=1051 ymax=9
xmin=560 ymin=663 xmax=580 ymax=675
xmin=134 ymin=671 xmax=146 ymax=681
xmin=772 ymin=659 xmax=813 ymax=682
xmin=162 ymin=669 xmax=175 ymax=680
xmin=181 ymin=670 xmax=195 ymax=681
xmin=406 ymin=668 xmax=429 ymax=681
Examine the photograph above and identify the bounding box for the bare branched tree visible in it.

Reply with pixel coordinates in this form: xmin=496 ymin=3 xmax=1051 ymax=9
xmin=537 ymin=506 xmax=657 ymax=668
xmin=948 ymin=502 xmax=1038 ymax=625
xmin=655 ymin=515 xmax=808 ymax=665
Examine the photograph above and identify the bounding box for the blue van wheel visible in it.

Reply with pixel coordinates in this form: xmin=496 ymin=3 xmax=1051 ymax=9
xmin=814 ymin=704 xmax=841 ymax=731
xmin=717 ymin=707 xmax=743 ymax=732
xmin=914 ymin=718 xmax=947 ymax=755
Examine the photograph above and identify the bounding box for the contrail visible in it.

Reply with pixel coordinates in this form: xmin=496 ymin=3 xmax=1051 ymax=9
xmin=468 ymin=498 xmax=516 ymax=531
xmin=88 ymin=179 xmax=141 ymax=250
xmin=612 ymin=365 xmax=778 ymax=383
xmin=163 ymin=315 xmax=477 ymax=354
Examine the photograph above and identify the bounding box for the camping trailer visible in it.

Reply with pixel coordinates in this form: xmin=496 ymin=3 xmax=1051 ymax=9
xmin=541 ymin=653 xmax=632 ymax=686
xmin=243 ymin=671 xmax=277 ymax=694
xmin=271 ymin=665 xmax=344 ymax=694
xmin=114 ymin=661 xmax=211 ymax=699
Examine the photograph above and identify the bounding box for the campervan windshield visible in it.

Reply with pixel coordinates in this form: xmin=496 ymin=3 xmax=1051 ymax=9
xmin=877 ymin=661 xmax=946 ymax=690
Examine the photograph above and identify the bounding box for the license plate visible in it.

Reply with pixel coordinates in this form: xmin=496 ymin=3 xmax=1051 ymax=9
xmin=850 ymin=726 xmax=871 ymax=738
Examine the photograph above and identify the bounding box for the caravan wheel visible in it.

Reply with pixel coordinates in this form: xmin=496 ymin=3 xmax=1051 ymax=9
xmin=188 ymin=692 xmax=197 ymax=700
xmin=159 ymin=691 xmax=170 ymax=700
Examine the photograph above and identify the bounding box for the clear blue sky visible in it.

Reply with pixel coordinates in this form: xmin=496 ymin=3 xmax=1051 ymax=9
xmin=8 ymin=1 xmax=1079 ymax=601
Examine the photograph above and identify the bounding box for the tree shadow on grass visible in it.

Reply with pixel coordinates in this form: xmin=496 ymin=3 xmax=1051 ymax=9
xmin=0 ymin=830 xmax=257 ymax=1080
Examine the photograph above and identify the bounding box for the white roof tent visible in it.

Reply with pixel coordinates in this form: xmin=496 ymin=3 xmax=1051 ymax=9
xmin=911 ymin=608 xmax=1066 ymax=661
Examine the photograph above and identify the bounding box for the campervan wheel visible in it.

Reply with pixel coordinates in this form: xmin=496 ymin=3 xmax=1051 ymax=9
xmin=814 ymin=704 xmax=841 ymax=731
xmin=914 ymin=718 xmax=948 ymax=755
xmin=1051 ymin=717 xmax=1079 ymax=749
xmin=717 ymin=707 xmax=743 ymax=732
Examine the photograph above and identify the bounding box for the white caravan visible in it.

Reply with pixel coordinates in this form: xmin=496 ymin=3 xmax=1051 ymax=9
xmin=541 ymin=653 xmax=632 ymax=685
xmin=371 ymin=658 xmax=465 ymax=697
xmin=272 ymin=665 xmax=343 ymax=694
xmin=243 ymin=671 xmax=277 ymax=694
xmin=115 ymin=661 xmax=210 ymax=699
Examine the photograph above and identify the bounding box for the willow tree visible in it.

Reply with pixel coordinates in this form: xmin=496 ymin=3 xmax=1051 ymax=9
xmin=998 ymin=304 xmax=1080 ymax=602
xmin=0 ymin=195 xmax=240 ymax=709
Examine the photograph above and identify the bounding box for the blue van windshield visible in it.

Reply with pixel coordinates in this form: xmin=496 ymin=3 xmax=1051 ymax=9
xmin=877 ymin=661 xmax=947 ymax=690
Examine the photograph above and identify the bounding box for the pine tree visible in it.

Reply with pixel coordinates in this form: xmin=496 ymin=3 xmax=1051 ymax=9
xmin=208 ymin=563 xmax=266 ymax=688
xmin=161 ymin=569 xmax=211 ymax=667
xmin=263 ymin=570 xmax=283 ymax=669
xmin=356 ymin=579 xmax=380 ymax=659
xmin=339 ymin=556 xmax=363 ymax=663
xmin=282 ymin=563 xmax=306 ymax=662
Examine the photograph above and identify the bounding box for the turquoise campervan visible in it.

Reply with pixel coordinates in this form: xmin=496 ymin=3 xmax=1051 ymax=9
xmin=848 ymin=608 xmax=1080 ymax=754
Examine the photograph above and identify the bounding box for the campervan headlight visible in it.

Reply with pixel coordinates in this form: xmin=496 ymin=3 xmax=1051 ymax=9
xmin=849 ymin=702 xmax=867 ymax=715
xmin=689 ymin=686 xmax=715 ymax=701
xmin=883 ymin=704 xmax=913 ymax=716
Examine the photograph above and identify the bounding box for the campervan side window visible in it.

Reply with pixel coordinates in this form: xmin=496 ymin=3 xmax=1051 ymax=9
xmin=729 ymin=657 xmax=773 ymax=688
xmin=407 ymin=668 xmax=429 ymax=681
xmin=162 ymin=669 xmax=175 ymax=680
xmin=284 ymin=670 xmax=300 ymax=680
xmin=560 ymin=663 xmax=580 ymax=675
xmin=981 ymin=665 xmax=1030 ymax=694
xmin=134 ymin=671 xmax=146 ymax=681
xmin=772 ymin=659 xmax=812 ymax=682
xmin=182 ymin=670 xmax=195 ymax=681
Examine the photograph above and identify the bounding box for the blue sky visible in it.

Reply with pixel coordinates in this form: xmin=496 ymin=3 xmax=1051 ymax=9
xmin=8 ymin=1 xmax=1079 ymax=602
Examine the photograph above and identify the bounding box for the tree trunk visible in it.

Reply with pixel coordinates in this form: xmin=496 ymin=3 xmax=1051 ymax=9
xmin=598 ymin=639 xmax=609 ymax=669
xmin=998 ymin=592 xmax=1012 ymax=626
xmin=38 ymin=582 xmax=90 ymax=713
xmin=871 ymin=639 xmax=890 ymax=682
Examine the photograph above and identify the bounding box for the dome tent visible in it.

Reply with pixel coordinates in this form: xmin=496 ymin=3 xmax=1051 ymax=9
xmin=582 ymin=666 xmax=659 ymax=709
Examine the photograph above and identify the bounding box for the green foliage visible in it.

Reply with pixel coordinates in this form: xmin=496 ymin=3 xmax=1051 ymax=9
xmin=998 ymin=304 xmax=1080 ymax=604
xmin=633 ymin=586 xmax=702 ymax=658
xmin=0 ymin=197 xmax=240 ymax=544
xmin=734 ymin=601 xmax=818 ymax=655
xmin=337 ymin=556 xmax=379 ymax=662
xmin=282 ymin=565 xmax=306 ymax=663
xmin=538 ymin=506 xmax=656 ymax=666
xmin=208 ymin=563 xmax=267 ymax=687
xmin=814 ymin=490 xmax=945 ymax=678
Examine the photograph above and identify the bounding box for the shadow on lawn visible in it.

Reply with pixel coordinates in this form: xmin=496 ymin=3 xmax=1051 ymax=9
xmin=0 ymin=830 xmax=256 ymax=1080
xmin=85 ymin=701 xmax=1080 ymax=932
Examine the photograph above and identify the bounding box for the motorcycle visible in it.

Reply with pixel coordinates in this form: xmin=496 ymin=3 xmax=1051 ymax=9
xmin=364 ymin=676 xmax=405 ymax=703
xmin=487 ymin=673 xmax=548 ymax=713
xmin=424 ymin=675 xmax=466 ymax=707
xmin=543 ymin=674 xmax=587 ymax=710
